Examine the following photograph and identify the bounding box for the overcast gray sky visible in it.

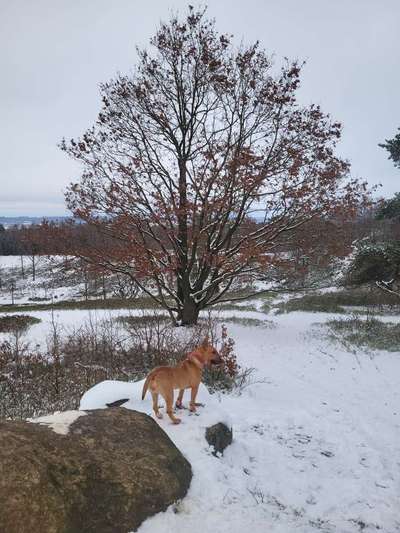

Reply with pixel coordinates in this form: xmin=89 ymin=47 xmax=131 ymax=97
xmin=0 ymin=0 xmax=399 ymax=216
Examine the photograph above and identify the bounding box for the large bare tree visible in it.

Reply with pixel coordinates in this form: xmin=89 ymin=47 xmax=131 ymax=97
xmin=61 ymin=7 xmax=368 ymax=324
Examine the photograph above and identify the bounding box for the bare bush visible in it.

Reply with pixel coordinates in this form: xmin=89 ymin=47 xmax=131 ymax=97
xmin=120 ymin=311 xmax=243 ymax=390
xmin=0 ymin=312 xmax=247 ymax=419
xmin=0 ymin=333 xmax=100 ymax=419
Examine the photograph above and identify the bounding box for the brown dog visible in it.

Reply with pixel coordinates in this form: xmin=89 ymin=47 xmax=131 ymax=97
xmin=141 ymin=341 xmax=221 ymax=424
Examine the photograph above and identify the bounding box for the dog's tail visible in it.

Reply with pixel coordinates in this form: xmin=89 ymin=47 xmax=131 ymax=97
xmin=141 ymin=373 xmax=153 ymax=400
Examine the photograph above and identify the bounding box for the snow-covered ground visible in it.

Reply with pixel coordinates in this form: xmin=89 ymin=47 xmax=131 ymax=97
xmin=0 ymin=308 xmax=127 ymax=347
xmin=0 ymin=255 xmax=81 ymax=304
xmin=138 ymin=314 xmax=398 ymax=532
xmin=1 ymin=251 xmax=399 ymax=532
xmin=25 ymin=308 xmax=397 ymax=533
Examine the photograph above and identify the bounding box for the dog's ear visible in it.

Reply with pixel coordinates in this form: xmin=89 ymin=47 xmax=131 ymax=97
xmin=188 ymin=349 xmax=204 ymax=367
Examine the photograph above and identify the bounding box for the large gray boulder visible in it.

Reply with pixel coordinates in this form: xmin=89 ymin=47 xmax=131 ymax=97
xmin=0 ymin=408 xmax=192 ymax=533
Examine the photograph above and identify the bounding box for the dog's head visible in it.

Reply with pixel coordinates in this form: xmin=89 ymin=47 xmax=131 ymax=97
xmin=197 ymin=340 xmax=222 ymax=367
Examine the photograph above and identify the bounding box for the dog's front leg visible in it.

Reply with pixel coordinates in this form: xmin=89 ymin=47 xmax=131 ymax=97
xmin=175 ymin=389 xmax=185 ymax=409
xmin=189 ymin=384 xmax=199 ymax=412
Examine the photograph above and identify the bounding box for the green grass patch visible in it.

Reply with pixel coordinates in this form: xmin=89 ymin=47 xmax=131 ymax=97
xmin=275 ymin=288 xmax=400 ymax=314
xmin=213 ymin=303 xmax=258 ymax=312
xmin=260 ymin=301 xmax=272 ymax=313
xmin=276 ymin=294 xmax=344 ymax=314
xmin=212 ymin=289 xmax=274 ymax=313
xmin=217 ymin=316 xmax=275 ymax=328
xmin=0 ymin=314 xmax=41 ymax=333
xmin=117 ymin=314 xmax=170 ymax=327
xmin=0 ymin=296 xmax=162 ymax=313
xmin=327 ymin=315 xmax=400 ymax=352
xmin=214 ymin=287 xmax=274 ymax=302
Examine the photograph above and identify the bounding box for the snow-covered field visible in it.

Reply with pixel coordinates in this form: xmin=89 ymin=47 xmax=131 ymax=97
xmin=0 ymin=255 xmax=81 ymax=304
xmin=19 ymin=306 xmax=399 ymax=533
xmin=1 ymin=250 xmax=398 ymax=532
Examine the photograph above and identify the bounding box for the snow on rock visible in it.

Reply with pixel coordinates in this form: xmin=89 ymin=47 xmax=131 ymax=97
xmin=80 ymin=380 xmax=135 ymax=410
xmin=28 ymin=410 xmax=86 ymax=435
xmin=80 ymin=379 xmax=232 ymax=430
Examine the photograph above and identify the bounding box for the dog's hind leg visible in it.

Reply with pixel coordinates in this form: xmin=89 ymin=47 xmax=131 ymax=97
xmin=175 ymin=389 xmax=185 ymax=409
xmin=151 ymin=392 xmax=163 ymax=419
xmin=163 ymin=390 xmax=181 ymax=425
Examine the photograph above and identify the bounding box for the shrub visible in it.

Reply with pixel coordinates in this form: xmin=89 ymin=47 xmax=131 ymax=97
xmin=346 ymin=240 xmax=400 ymax=287
xmin=120 ymin=311 xmax=243 ymax=391
xmin=0 ymin=314 xmax=41 ymax=333
xmin=203 ymin=324 xmax=238 ymax=391
xmin=0 ymin=312 xmax=245 ymax=419
xmin=347 ymin=245 xmax=394 ymax=285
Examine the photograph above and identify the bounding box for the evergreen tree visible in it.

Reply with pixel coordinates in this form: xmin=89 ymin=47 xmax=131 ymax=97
xmin=376 ymin=192 xmax=400 ymax=220
xmin=379 ymin=128 xmax=400 ymax=169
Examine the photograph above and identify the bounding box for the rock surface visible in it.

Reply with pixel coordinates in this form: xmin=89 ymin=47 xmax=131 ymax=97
xmin=0 ymin=408 xmax=192 ymax=533
xmin=205 ymin=422 xmax=233 ymax=455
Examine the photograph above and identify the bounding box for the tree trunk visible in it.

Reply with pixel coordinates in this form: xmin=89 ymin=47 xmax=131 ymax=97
xmin=102 ymin=273 xmax=107 ymax=300
xmin=177 ymin=296 xmax=200 ymax=325
xmin=83 ymin=268 xmax=89 ymax=301
xmin=20 ymin=256 xmax=25 ymax=279
xmin=31 ymin=254 xmax=36 ymax=281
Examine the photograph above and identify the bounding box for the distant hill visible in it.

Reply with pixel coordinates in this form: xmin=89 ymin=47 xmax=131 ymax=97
xmin=0 ymin=216 xmax=70 ymax=228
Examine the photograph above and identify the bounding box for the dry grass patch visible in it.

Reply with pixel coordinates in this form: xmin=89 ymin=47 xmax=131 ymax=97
xmin=327 ymin=315 xmax=400 ymax=352
xmin=0 ymin=314 xmax=41 ymax=333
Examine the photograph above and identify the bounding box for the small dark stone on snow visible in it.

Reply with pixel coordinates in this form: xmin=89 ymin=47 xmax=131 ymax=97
xmin=320 ymin=450 xmax=334 ymax=458
xmin=205 ymin=422 xmax=233 ymax=456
